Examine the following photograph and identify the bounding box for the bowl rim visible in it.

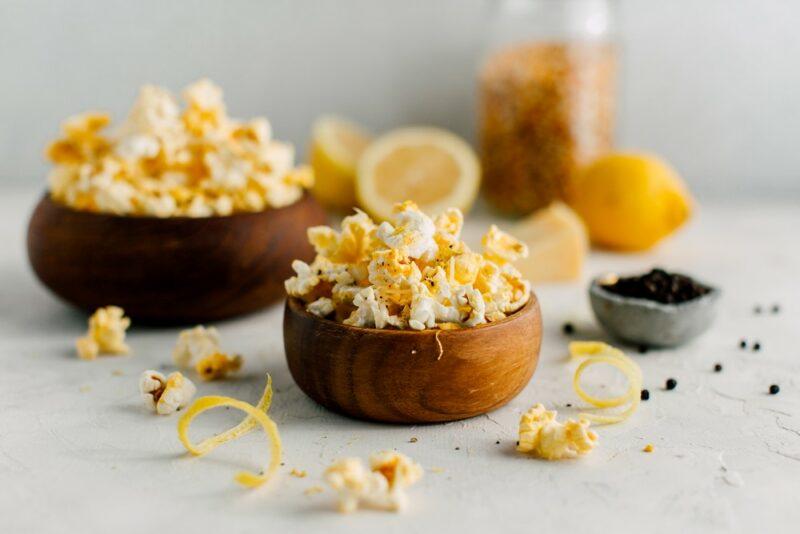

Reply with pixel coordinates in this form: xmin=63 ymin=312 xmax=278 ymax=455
xmin=590 ymin=272 xmax=721 ymax=311
xmin=285 ymin=291 xmax=538 ymax=336
xmin=36 ymin=190 xmax=316 ymax=222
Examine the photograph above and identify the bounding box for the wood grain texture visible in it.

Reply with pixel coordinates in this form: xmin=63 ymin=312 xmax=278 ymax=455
xmin=26 ymin=193 xmax=327 ymax=324
xmin=283 ymin=294 xmax=542 ymax=423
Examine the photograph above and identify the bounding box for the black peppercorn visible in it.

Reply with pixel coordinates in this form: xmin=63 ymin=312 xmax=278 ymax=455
xmin=739 ymin=339 xmax=747 ymax=349
xmin=769 ymin=384 xmax=780 ymax=395
xmin=713 ymin=363 xmax=723 ymax=372
xmin=640 ymin=389 xmax=650 ymax=401
xmin=455 ymin=447 xmax=460 ymax=450
xmin=753 ymin=342 xmax=761 ymax=352
xmin=772 ymin=304 xmax=781 ymax=314
xmin=562 ymin=322 xmax=575 ymax=335
xmin=665 ymin=378 xmax=677 ymax=390
xmin=496 ymin=440 xmax=500 ymax=445
xmin=754 ymin=305 xmax=762 ymax=314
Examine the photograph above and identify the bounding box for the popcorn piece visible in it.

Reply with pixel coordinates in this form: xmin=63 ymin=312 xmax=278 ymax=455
xmin=324 ymin=452 xmax=423 ymax=513
xmin=482 ymin=224 xmax=529 ymax=265
xmin=140 ymin=370 xmax=196 ymax=415
xmin=195 ymin=352 xmax=243 ymax=381
xmin=375 ymin=201 xmax=437 ymax=260
xmin=172 ymin=325 xmax=221 ymax=368
xmin=75 ymin=306 xmax=131 ymax=360
xmin=516 ymin=404 xmax=598 ymax=460
xmin=307 ymin=297 xmax=335 ymax=318
xmin=45 ymin=79 xmax=312 ymax=217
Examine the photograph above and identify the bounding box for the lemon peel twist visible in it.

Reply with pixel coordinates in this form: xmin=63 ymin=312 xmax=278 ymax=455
xmin=569 ymin=341 xmax=642 ymax=425
xmin=177 ymin=374 xmax=281 ymax=488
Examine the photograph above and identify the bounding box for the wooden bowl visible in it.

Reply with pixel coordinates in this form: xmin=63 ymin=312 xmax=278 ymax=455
xmin=27 ymin=193 xmax=327 ymax=324
xmin=283 ymin=294 xmax=542 ymax=423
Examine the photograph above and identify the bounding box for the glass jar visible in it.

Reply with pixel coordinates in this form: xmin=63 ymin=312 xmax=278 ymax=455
xmin=478 ymin=0 xmax=617 ymax=216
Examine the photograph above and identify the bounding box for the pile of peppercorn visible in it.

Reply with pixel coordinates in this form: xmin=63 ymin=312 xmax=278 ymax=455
xmin=601 ymin=268 xmax=711 ymax=304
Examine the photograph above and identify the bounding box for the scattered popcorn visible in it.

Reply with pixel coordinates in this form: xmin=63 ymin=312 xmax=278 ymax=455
xmin=285 ymin=202 xmax=531 ymax=329
xmin=195 ymin=352 xmax=243 ymax=381
xmin=75 ymin=306 xmax=131 ymax=360
xmin=516 ymin=404 xmax=598 ymax=460
xmin=324 ymin=451 xmax=423 ymax=513
xmin=172 ymin=325 xmax=221 ymax=368
xmin=46 ymin=79 xmax=312 ymax=217
xmin=139 ymin=370 xmax=197 ymax=415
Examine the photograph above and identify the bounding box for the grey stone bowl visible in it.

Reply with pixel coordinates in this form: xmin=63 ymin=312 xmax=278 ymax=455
xmin=589 ymin=274 xmax=721 ymax=348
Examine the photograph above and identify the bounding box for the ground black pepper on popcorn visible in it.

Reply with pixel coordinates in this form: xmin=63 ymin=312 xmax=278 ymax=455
xmin=601 ymin=268 xmax=711 ymax=304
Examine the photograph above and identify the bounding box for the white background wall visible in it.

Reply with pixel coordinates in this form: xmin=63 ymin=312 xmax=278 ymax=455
xmin=1 ymin=0 xmax=798 ymax=198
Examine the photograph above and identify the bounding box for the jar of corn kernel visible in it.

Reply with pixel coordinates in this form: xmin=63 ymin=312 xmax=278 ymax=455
xmin=478 ymin=0 xmax=617 ymax=215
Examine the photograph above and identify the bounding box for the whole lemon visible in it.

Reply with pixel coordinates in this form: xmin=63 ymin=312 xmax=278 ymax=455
xmin=569 ymin=153 xmax=693 ymax=251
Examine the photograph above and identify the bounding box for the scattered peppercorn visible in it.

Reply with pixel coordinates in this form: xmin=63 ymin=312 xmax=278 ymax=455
xmin=640 ymin=389 xmax=650 ymax=401
xmin=754 ymin=305 xmax=762 ymax=314
xmin=562 ymin=322 xmax=575 ymax=335
xmin=753 ymin=342 xmax=761 ymax=352
xmin=739 ymin=339 xmax=747 ymax=349
xmin=769 ymin=384 xmax=780 ymax=395
xmin=714 ymin=363 xmax=723 ymax=372
xmin=455 ymin=447 xmax=460 ymax=450
xmin=665 ymin=378 xmax=677 ymax=390
xmin=496 ymin=440 xmax=500 ymax=445
xmin=566 ymin=403 xmax=572 ymax=407
xmin=516 ymin=441 xmax=520 ymax=446
xmin=638 ymin=345 xmax=649 ymax=354
xmin=772 ymin=304 xmax=781 ymax=314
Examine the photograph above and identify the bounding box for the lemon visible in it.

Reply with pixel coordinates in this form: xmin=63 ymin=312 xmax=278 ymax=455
xmin=356 ymin=127 xmax=480 ymax=221
xmin=512 ymin=202 xmax=588 ymax=283
xmin=569 ymin=153 xmax=693 ymax=251
xmin=309 ymin=115 xmax=372 ymax=211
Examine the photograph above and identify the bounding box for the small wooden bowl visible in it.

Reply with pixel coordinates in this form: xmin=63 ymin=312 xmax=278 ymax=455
xmin=27 ymin=193 xmax=327 ymax=324
xmin=283 ymin=294 xmax=542 ymax=423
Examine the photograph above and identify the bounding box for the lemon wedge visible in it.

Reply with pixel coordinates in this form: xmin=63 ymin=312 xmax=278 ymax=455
xmin=310 ymin=115 xmax=372 ymax=211
xmin=512 ymin=202 xmax=588 ymax=283
xmin=356 ymin=127 xmax=480 ymax=221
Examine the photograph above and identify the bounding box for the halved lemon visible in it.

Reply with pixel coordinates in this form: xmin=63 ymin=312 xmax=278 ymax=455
xmin=355 ymin=127 xmax=480 ymax=221
xmin=309 ymin=115 xmax=372 ymax=211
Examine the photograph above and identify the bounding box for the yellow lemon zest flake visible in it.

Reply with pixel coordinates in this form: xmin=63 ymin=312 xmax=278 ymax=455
xmin=569 ymin=341 xmax=642 ymax=425
xmin=177 ymin=374 xmax=281 ymax=488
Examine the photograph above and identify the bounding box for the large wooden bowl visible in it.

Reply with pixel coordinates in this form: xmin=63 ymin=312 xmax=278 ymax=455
xmin=283 ymin=294 xmax=542 ymax=423
xmin=27 ymin=193 xmax=327 ymax=324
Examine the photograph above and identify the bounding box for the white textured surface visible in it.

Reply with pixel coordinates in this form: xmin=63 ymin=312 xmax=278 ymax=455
xmin=1 ymin=188 xmax=800 ymax=533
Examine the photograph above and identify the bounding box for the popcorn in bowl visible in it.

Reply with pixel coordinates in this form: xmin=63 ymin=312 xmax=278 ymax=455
xmin=46 ymin=79 xmax=312 ymax=217
xmin=284 ymin=201 xmax=531 ymax=329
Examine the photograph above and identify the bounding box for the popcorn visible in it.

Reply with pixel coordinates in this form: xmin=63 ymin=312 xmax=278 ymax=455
xmin=75 ymin=306 xmax=131 ymax=360
xmin=195 ymin=352 xmax=243 ymax=381
xmin=139 ymin=370 xmax=196 ymax=415
xmin=172 ymin=325 xmax=221 ymax=368
xmin=516 ymin=404 xmax=598 ymax=460
xmin=46 ymin=79 xmax=312 ymax=217
xmin=285 ymin=201 xmax=530 ymax=329
xmin=482 ymin=224 xmax=529 ymax=265
xmin=324 ymin=452 xmax=423 ymax=513
xmin=307 ymin=297 xmax=335 ymax=318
